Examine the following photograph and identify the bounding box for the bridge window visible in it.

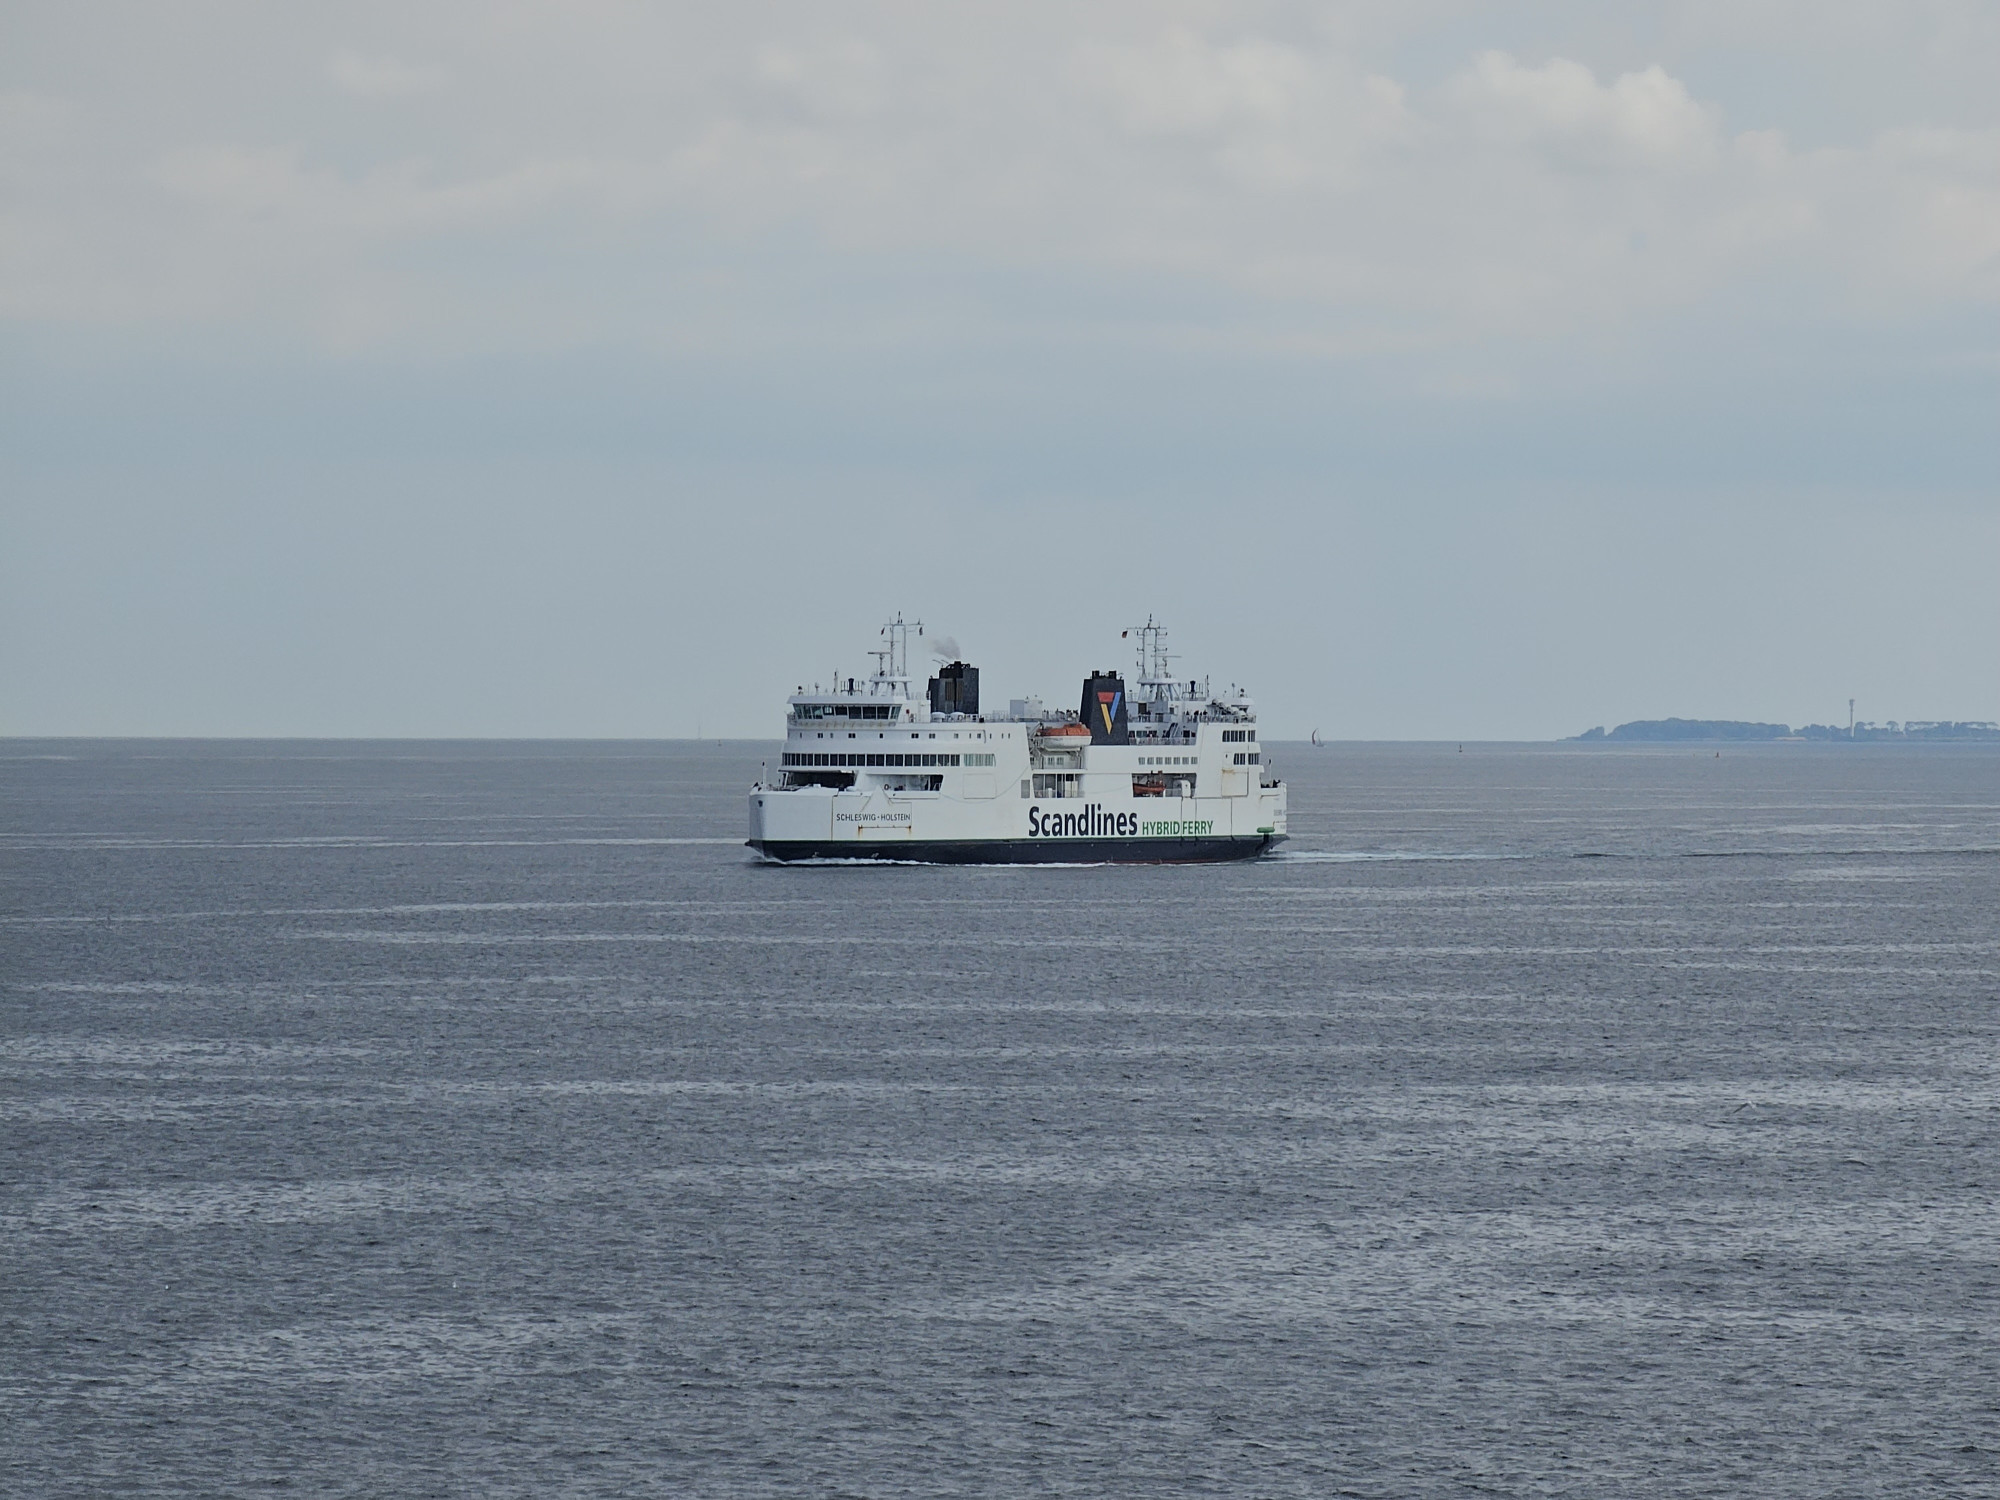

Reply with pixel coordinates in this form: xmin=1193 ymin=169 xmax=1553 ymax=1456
xmin=792 ymin=703 xmax=904 ymax=721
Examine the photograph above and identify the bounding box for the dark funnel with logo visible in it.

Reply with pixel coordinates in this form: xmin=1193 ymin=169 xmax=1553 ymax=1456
xmin=928 ymin=661 xmax=979 ymax=718
xmin=1080 ymin=672 xmax=1129 ymax=745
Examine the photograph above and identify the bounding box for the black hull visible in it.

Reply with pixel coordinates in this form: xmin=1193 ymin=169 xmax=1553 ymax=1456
xmin=749 ymin=835 xmax=1282 ymax=865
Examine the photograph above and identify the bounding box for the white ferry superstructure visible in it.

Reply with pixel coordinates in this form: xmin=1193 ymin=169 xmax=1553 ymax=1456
xmin=748 ymin=615 xmax=1287 ymax=863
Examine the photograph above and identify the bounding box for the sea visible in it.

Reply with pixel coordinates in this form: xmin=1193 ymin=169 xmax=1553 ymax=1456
xmin=4 ymin=739 xmax=1998 ymax=1497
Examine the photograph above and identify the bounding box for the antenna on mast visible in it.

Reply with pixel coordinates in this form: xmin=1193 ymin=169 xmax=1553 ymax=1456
xmin=872 ymin=612 xmax=924 ymax=688
xmin=1127 ymin=614 xmax=1177 ymax=707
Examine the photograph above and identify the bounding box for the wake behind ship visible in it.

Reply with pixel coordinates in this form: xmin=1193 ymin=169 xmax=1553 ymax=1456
xmin=748 ymin=616 xmax=1287 ymax=863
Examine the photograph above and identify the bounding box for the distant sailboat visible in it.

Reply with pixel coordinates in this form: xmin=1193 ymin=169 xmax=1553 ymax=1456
xmin=1311 ymin=728 xmax=1322 ymax=747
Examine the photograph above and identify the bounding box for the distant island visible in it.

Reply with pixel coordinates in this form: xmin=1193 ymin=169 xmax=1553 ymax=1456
xmin=1570 ymin=718 xmax=2000 ymax=743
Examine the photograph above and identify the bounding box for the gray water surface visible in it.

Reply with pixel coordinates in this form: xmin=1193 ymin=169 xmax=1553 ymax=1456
xmin=5 ymin=740 xmax=1998 ymax=1496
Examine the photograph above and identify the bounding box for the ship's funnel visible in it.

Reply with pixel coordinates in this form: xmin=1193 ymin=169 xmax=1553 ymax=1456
xmin=1080 ymin=671 xmax=1129 ymax=745
xmin=928 ymin=661 xmax=979 ymax=718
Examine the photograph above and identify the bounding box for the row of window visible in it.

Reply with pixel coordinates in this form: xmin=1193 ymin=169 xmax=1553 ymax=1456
xmin=1139 ymin=756 xmax=1194 ymax=766
xmin=808 ymin=729 xmax=991 ymax=740
xmin=781 ymin=752 xmax=997 ymax=769
xmin=784 ymin=752 xmax=960 ymax=768
xmin=1232 ymin=752 xmax=1261 ymax=765
xmin=1221 ymin=729 xmax=1258 ymax=743
xmin=793 ymin=703 xmax=901 ymax=721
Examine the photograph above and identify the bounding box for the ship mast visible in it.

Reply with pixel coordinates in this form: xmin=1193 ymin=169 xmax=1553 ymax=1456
xmin=1129 ymin=614 xmax=1179 ymax=706
xmin=870 ymin=613 xmax=923 ymax=697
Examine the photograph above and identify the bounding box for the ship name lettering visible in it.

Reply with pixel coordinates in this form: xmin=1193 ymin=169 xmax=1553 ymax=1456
xmin=1027 ymin=804 xmax=1143 ymax=839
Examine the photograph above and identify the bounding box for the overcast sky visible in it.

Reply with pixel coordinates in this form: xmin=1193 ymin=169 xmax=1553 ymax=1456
xmin=3 ymin=1 xmax=1995 ymax=738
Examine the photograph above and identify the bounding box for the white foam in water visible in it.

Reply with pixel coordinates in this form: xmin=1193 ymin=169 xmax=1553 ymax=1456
xmin=1270 ymin=849 xmax=1513 ymax=862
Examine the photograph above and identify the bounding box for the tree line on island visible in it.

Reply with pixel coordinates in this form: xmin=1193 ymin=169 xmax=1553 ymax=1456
xmin=1570 ymin=718 xmax=2000 ymax=743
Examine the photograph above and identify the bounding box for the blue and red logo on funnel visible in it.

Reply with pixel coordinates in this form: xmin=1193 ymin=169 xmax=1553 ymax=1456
xmin=1096 ymin=690 xmax=1122 ymax=736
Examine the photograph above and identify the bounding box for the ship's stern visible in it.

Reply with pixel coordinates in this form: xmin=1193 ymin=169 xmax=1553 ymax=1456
xmin=1258 ymin=778 xmax=1289 ymax=848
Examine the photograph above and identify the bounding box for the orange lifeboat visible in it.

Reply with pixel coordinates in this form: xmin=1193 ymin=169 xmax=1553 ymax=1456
xmin=1035 ymin=722 xmax=1091 ymax=745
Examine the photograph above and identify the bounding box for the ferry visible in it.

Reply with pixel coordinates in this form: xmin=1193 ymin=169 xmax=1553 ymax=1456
xmin=748 ymin=615 xmax=1287 ymax=863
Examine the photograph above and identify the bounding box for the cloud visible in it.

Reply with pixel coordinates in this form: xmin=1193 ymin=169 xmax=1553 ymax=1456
xmin=326 ymin=49 xmax=448 ymax=98
xmin=1864 ymin=125 xmax=2000 ymax=298
xmin=753 ymin=40 xmax=890 ymax=122
xmin=1 ymin=4 xmax=1996 ymax=358
xmin=1070 ymin=25 xmax=1409 ymax=190
xmin=1449 ymin=52 xmax=1721 ymax=168
xmin=1081 ymin=27 xmax=1318 ymax=139
xmin=152 ymin=146 xmax=622 ymax=238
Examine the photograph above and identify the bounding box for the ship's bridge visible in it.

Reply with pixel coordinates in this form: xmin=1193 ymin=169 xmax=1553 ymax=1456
xmin=787 ymin=613 xmax=928 ymax=725
xmin=789 ymin=696 xmax=915 ymax=723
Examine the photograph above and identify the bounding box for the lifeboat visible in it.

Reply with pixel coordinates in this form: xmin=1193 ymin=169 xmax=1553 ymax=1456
xmin=1034 ymin=722 xmax=1092 ymax=744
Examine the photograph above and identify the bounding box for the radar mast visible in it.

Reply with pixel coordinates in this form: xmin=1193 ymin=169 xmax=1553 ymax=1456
xmin=1129 ymin=614 xmax=1180 ymax=706
xmin=869 ymin=613 xmax=924 ymax=697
